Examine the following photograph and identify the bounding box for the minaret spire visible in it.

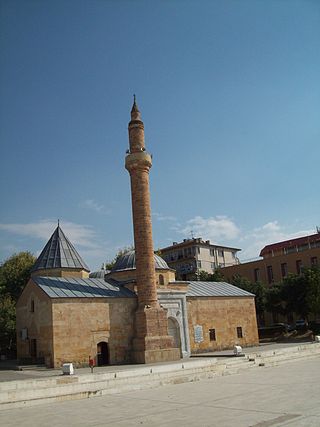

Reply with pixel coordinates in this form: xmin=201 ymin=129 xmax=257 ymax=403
xmin=130 ymin=94 xmax=142 ymax=121
xmin=125 ymin=99 xmax=180 ymax=364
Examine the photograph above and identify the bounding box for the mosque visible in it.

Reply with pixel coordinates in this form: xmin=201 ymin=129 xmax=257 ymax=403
xmin=16 ymin=100 xmax=258 ymax=368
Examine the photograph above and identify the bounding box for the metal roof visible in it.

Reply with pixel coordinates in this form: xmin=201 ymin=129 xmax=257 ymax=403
xmin=186 ymin=281 xmax=255 ymax=298
xmin=111 ymin=250 xmax=169 ymax=272
xmin=260 ymin=232 xmax=320 ymax=256
xmin=89 ymin=269 xmax=110 ymax=279
xmin=31 ymin=225 xmax=90 ymax=273
xmin=32 ymin=276 xmax=135 ymax=298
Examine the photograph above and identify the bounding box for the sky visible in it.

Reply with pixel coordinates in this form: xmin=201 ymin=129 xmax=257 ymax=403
xmin=0 ymin=0 xmax=319 ymax=271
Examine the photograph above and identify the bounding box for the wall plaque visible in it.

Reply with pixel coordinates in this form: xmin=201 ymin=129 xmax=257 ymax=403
xmin=194 ymin=325 xmax=203 ymax=343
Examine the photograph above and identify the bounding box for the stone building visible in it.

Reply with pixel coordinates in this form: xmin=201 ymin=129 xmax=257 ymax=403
xmin=16 ymin=100 xmax=259 ymax=367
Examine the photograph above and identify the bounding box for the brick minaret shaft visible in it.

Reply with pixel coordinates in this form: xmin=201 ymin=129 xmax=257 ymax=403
xmin=125 ymin=97 xmax=180 ymax=364
xmin=125 ymin=97 xmax=158 ymax=308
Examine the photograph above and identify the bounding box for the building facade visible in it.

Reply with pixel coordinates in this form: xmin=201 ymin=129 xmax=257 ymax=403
xmin=221 ymin=232 xmax=320 ymax=286
xmin=160 ymin=238 xmax=240 ymax=280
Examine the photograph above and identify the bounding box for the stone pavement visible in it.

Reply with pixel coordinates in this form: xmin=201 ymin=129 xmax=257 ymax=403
xmin=0 ymin=356 xmax=319 ymax=426
xmin=0 ymin=341 xmax=307 ymax=383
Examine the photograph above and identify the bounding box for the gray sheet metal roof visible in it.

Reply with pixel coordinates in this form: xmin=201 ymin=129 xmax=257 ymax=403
xmin=32 ymin=276 xmax=135 ymax=298
xmin=111 ymin=250 xmax=169 ymax=272
xmin=186 ymin=281 xmax=255 ymax=298
xmin=31 ymin=225 xmax=90 ymax=273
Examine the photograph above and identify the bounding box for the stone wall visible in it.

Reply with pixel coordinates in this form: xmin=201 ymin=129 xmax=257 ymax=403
xmin=31 ymin=268 xmax=89 ymax=278
xmin=187 ymin=296 xmax=259 ymax=353
xmin=51 ymin=297 xmax=137 ymax=367
xmin=16 ymin=281 xmax=53 ymax=365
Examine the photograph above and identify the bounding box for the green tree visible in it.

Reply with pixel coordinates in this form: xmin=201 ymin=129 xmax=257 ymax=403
xmin=0 ymin=295 xmax=16 ymax=355
xmin=304 ymin=267 xmax=320 ymax=319
xmin=0 ymin=252 xmax=36 ymax=300
xmin=265 ymin=284 xmax=285 ymax=317
xmin=231 ymin=275 xmax=267 ymax=318
xmin=281 ymin=273 xmax=308 ymax=319
xmin=196 ymin=269 xmax=224 ymax=282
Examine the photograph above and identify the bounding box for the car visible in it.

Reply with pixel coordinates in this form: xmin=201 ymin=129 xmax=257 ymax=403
xmin=269 ymin=323 xmax=291 ymax=332
xmin=295 ymin=319 xmax=308 ymax=329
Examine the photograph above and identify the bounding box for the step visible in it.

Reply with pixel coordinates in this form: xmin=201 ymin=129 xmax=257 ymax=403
xmin=1 ymin=343 xmax=319 ymax=410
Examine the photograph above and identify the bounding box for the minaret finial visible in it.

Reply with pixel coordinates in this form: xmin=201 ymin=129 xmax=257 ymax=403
xmin=58 ymin=219 xmax=60 ymax=227
xmin=130 ymin=94 xmax=141 ymax=120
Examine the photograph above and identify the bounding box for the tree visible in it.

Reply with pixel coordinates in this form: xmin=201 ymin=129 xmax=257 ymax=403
xmin=195 ymin=269 xmax=224 ymax=282
xmin=105 ymin=245 xmax=134 ymax=271
xmin=304 ymin=267 xmax=320 ymax=319
xmin=281 ymin=274 xmax=307 ymax=319
xmin=0 ymin=295 xmax=16 ymax=355
xmin=231 ymin=275 xmax=267 ymax=318
xmin=265 ymin=284 xmax=285 ymax=317
xmin=0 ymin=252 xmax=36 ymax=300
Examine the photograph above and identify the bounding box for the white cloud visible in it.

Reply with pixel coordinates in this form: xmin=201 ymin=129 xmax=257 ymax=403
xmin=153 ymin=212 xmax=177 ymax=222
xmin=261 ymin=221 xmax=281 ymax=232
xmin=240 ymin=221 xmax=315 ymax=261
xmin=80 ymin=199 xmax=110 ymax=214
xmin=179 ymin=215 xmax=240 ymax=242
xmin=0 ymin=219 xmax=97 ymax=248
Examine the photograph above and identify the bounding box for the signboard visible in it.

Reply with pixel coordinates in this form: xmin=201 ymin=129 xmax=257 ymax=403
xmin=194 ymin=325 xmax=203 ymax=343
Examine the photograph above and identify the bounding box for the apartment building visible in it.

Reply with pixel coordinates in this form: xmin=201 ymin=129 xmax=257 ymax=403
xmin=160 ymin=238 xmax=240 ymax=280
xmin=221 ymin=232 xmax=320 ymax=286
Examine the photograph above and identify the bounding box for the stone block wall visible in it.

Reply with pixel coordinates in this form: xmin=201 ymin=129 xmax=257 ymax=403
xmin=51 ymin=297 xmax=137 ymax=367
xmin=16 ymin=281 xmax=53 ymax=364
xmin=187 ymin=296 xmax=259 ymax=353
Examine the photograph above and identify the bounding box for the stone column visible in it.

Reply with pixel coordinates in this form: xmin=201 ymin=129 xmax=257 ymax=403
xmin=125 ymin=97 xmax=180 ymax=363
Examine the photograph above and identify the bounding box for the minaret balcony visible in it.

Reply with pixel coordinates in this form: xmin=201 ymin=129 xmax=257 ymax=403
xmin=125 ymin=151 xmax=152 ymax=171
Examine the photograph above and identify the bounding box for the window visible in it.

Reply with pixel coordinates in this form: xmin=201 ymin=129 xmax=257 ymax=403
xmin=211 ymin=262 xmax=215 ymax=269
xmin=197 ymin=260 xmax=202 ymax=268
xmin=218 ymin=249 xmax=224 ymax=257
xmin=286 ymin=246 xmax=296 ymax=254
xmin=30 ymin=339 xmax=37 ymax=357
xmin=197 ymin=247 xmax=200 ymax=254
xmin=311 ymin=257 xmax=318 ymax=267
xmin=281 ymin=263 xmax=288 ymax=278
xmin=296 ymin=260 xmax=303 ymax=275
xmin=30 ymin=299 xmax=34 ymax=313
xmin=254 ymin=268 xmax=260 ymax=282
xmin=267 ymin=266 xmax=273 ymax=284
xmin=209 ymin=329 xmax=216 ymax=341
xmin=210 ymin=249 xmax=215 ymax=257
xmin=236 ymin=327 xmax=243 ymax=338
xmin=159 ymin=274 xmax=164 ymax=286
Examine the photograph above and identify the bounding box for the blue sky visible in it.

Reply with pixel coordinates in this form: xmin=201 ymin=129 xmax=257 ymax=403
xmin=1 ymin=0 xmax=319 ymax=270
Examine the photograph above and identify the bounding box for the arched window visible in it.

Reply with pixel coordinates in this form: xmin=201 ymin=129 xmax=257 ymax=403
xmin=159 ymin=274 xmax=164 ymax=286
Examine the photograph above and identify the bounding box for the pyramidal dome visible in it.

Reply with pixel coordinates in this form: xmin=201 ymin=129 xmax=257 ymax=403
xmin=31 ymin=225 xmax=90 ymax=273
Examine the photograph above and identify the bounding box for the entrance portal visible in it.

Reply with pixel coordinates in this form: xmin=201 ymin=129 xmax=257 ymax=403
xmin=168 ymin=317 xmax=182 ymax=357
xmin=97 ymin=341 xmax=109 ymax=366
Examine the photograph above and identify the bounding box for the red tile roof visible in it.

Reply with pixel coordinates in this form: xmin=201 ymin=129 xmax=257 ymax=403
xmin=260 ymin=233 xmax=320 ymax=257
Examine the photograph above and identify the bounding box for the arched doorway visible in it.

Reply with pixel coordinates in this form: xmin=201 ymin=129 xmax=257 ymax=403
xmin=168 ymin=317 xmax=182 ymax=357
xmin=97 ymin=341 xmax=109 ymax=366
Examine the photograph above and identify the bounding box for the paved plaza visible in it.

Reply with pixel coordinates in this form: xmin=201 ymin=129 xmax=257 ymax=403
xmin=0 ymin=356 xmax=319 ymax=427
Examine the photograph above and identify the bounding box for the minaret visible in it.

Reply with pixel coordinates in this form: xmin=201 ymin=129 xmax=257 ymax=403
xmin=125 ymin=97 xmax=180 ymax=363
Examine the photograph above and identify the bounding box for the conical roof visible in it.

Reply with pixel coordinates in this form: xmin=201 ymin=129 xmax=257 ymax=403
xmin=31 ymin=225 xmax=90 ymax=273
